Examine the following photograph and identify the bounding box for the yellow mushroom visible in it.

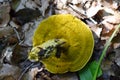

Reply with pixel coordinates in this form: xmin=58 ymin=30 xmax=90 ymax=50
xmin=28 ymin=14 xmax=94 ymax=73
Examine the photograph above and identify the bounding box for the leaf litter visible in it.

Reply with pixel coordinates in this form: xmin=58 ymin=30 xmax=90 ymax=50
xmin=0 ymin=0 xmax=120 ymax=80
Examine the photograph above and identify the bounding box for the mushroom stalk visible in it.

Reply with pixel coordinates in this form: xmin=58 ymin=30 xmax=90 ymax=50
xmin=28 ymin=39 xmax=66 ymax=62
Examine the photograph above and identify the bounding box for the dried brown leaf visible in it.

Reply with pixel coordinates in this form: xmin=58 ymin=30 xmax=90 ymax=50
xmin=0 ymin=26 xmax=14 ymax=38
xmin=114 ymin=47 xmax=120 ymax=66
xmin=0 ymin=2 xmax=11 ymax=27
xmin=0 ymin=64 xmax=20 ymax=80
xmin=102 ymin=15 xmax=120 ymax=25
xmin=86 ymin=2 xmax=103 ymax=18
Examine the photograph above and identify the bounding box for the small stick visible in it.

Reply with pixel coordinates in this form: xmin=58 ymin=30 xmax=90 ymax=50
xmin=17 ymin=62 xmax=34 ymax=80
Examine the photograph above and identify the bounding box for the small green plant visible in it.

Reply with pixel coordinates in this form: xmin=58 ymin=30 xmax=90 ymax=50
xmin=93 ymin=24 xmax=120 ymax=80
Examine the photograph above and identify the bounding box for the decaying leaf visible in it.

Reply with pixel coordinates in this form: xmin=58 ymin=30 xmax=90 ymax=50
xmin=101 ymin=11 xmax=120 ymax=39
xmin=114 ymin=47 xmax=120 ymax=66
xmin=0 ymin=2 xmax=11 ymax=27
xmin=13 ymin=8 xmax=41 ymax=25
xmin=86 ymin=1 xmax=103 ymax=18
xmin=39 ymin=0 xmax=49 ymax=16
xmin=0 ymin=26 xmax=14 ymax=38
xmin=11 ymin=45 xmax=28 ymax=65
xmin=0 ymin=64 xmax=20 ymax=80
xmin=112 ymin=33 xmax=120 ymax=48
xmin=28 ymin=67 xmax=78 ymax=80
xmin=89 ymin=24 xmax=102 ymax=38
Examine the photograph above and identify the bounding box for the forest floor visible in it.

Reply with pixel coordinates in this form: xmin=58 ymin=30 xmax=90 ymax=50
xmin=0 ymin=0 xmax=120 ymax=80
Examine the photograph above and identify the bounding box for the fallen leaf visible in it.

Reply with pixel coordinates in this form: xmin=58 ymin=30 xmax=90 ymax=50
xmin=0 ymin=2 xmax=11 ymax=27
xmin=13 ymin=8 xmax=41 ymax=25
xmin=0 ymin=26 xmax=14 ymax=38
xmin=0 ymin=64 xmax=20 ymax=80
xmin=114 ymin=47 xmax=120 ymax=66
xmin=86 ymin=2 xmax=103 ymax=18
xmin=39 ymin=0 xmax=49 ymax=16
xmin=102 ymin=15 xmax=120 ymax=25
xmin=89 ymin=24 xmax=102 ymax=38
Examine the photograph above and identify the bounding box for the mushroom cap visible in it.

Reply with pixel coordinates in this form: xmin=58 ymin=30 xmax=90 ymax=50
xmin=33 ymin=14 xmax=94 ymax=73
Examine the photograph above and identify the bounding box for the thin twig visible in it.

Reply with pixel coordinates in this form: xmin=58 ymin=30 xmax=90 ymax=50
xmin=17 ymin=62 xmax=34 ymax=80
xmin=13 ymin=27 xmax=21 ymax=42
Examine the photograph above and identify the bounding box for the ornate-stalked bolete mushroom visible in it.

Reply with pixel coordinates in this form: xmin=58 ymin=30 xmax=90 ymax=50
xmin=28 ymin=14 xmax=94 ymax=73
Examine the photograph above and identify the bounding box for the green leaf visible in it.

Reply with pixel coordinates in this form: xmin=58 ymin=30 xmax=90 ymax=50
xmin=78 ymin=61 xmax=102 ymax=80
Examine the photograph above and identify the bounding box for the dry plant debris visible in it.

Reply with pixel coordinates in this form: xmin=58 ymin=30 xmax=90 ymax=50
xmin=0 ymin=0 xmax=120 ymax=80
